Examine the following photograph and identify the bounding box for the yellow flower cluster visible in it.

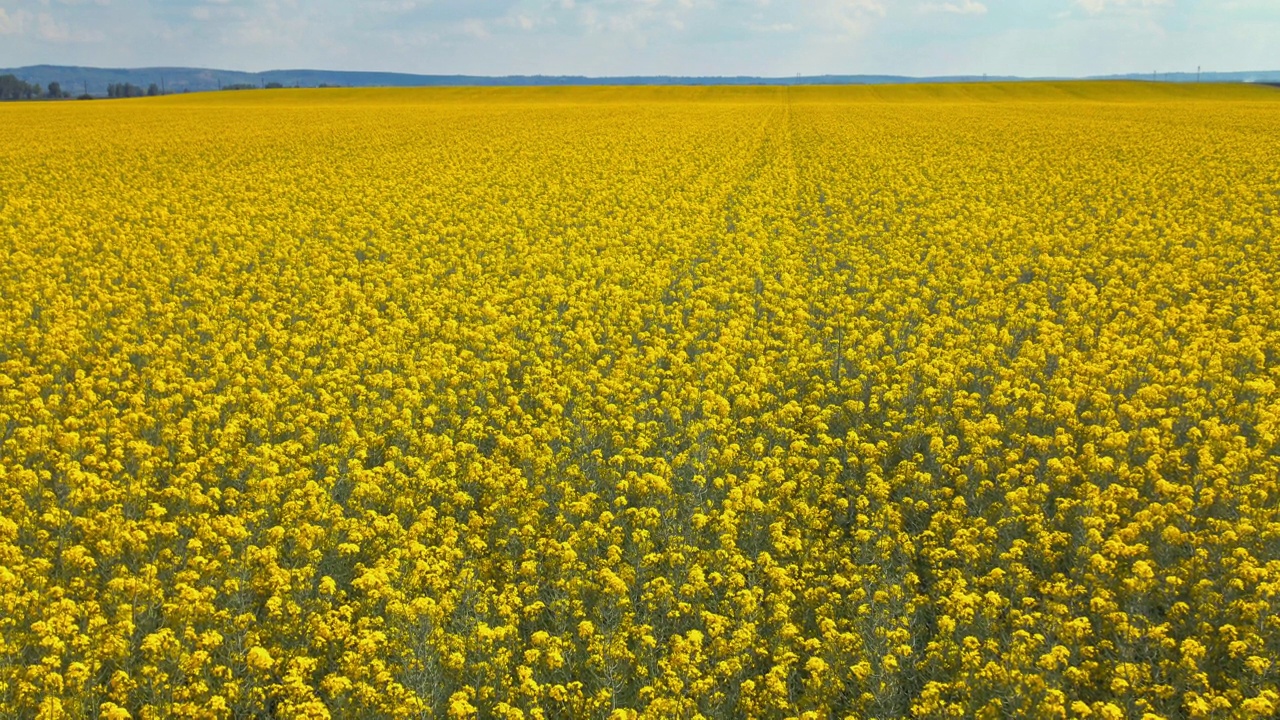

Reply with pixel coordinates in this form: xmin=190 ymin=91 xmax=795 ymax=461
xmin=2 ymin=82 xmax=1279 ymax=718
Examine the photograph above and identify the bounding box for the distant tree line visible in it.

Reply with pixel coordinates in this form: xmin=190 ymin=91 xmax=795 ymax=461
xmin=220 ymin=82 xmax=289 ymax=91
xmin=3 ymin=73 xmax=326 ymax=100
xmin=107 ymin=82 xmax=164 ymax=98
xmin=0 ymin=74 xmax=71 ymax=100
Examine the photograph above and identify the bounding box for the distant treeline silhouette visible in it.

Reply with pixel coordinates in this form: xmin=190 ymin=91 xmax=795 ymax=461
xmin=0 ymin=74 xmax=70 ymax=100
xmin=2 ymin=73 xmax=321 ymax=99
xmin=108 ymin=82 xmax=164 ymax=98
xmin=222 ymin=82 xmax=294 ymax=90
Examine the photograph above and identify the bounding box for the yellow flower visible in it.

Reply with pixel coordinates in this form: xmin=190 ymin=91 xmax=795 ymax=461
xmin=1098 ymin=703 xmax=1125 ymax=720
xmin=448 ymin=691 xmax=477 ymax=719
xmin=246 ymin=646 xmax=274 ymax=672
xmin=99 ymin=704 xmax=132 ymax=720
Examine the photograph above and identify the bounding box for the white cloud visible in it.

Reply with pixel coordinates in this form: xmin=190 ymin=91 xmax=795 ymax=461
xmin=460 ymin=17 xmax=489 ymax=39
xmin=811 ymin=0 xmax=887 ymax=36
xmin=1075 ymin=0 xmax=1172 ymax=14
xmin=37 ymin=13 xmax=69 ymax=40
xmin=364 ymin=1 xmax=420 ymax=11
xmin=0 ymin=8 xmax=32 ymax=35
xmin=576 ymin=0 xmax=699 ymax=37
xmin=2 ymin=9 xmax=105 ymax=42
xmin=921 ymin=0 xmax=987 ymax=14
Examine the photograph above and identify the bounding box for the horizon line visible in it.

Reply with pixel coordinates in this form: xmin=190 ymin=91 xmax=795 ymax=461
xmin=6 ymin=63 xmax=1280 ymax=80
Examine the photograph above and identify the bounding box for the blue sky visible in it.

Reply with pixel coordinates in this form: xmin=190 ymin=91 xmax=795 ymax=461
xmin=0 ymin=0 xmax=1276 ymax=76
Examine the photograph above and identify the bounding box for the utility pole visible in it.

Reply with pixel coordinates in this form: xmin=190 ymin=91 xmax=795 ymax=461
xmin=83 ymin=80 xmax=88 ymax=96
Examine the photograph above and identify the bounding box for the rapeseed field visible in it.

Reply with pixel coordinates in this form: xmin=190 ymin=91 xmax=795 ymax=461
xmin=1 ymin=83 xmax=1278 ymax=719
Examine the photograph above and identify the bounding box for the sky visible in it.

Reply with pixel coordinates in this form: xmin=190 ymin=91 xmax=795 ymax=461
xmin=0 ymin=0 xmax=1276 ymax=77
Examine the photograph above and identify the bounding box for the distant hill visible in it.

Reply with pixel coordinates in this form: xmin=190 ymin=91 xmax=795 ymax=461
xmin=1 ymin=65 xmax=1018 ymax=96
xmin=4 ymin=64 xmax=1280 ymax=98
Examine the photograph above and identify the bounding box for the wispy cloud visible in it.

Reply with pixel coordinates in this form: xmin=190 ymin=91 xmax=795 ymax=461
xmin=920 ymin=0 xmax=987 ymax=14
xmin=0 ymin=9 xmax=31 ymax=36
xmin=0 ymin=7 xmax=105 ymax=42
xmin=1074 ymin=0 xmax=1172 ymax=14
